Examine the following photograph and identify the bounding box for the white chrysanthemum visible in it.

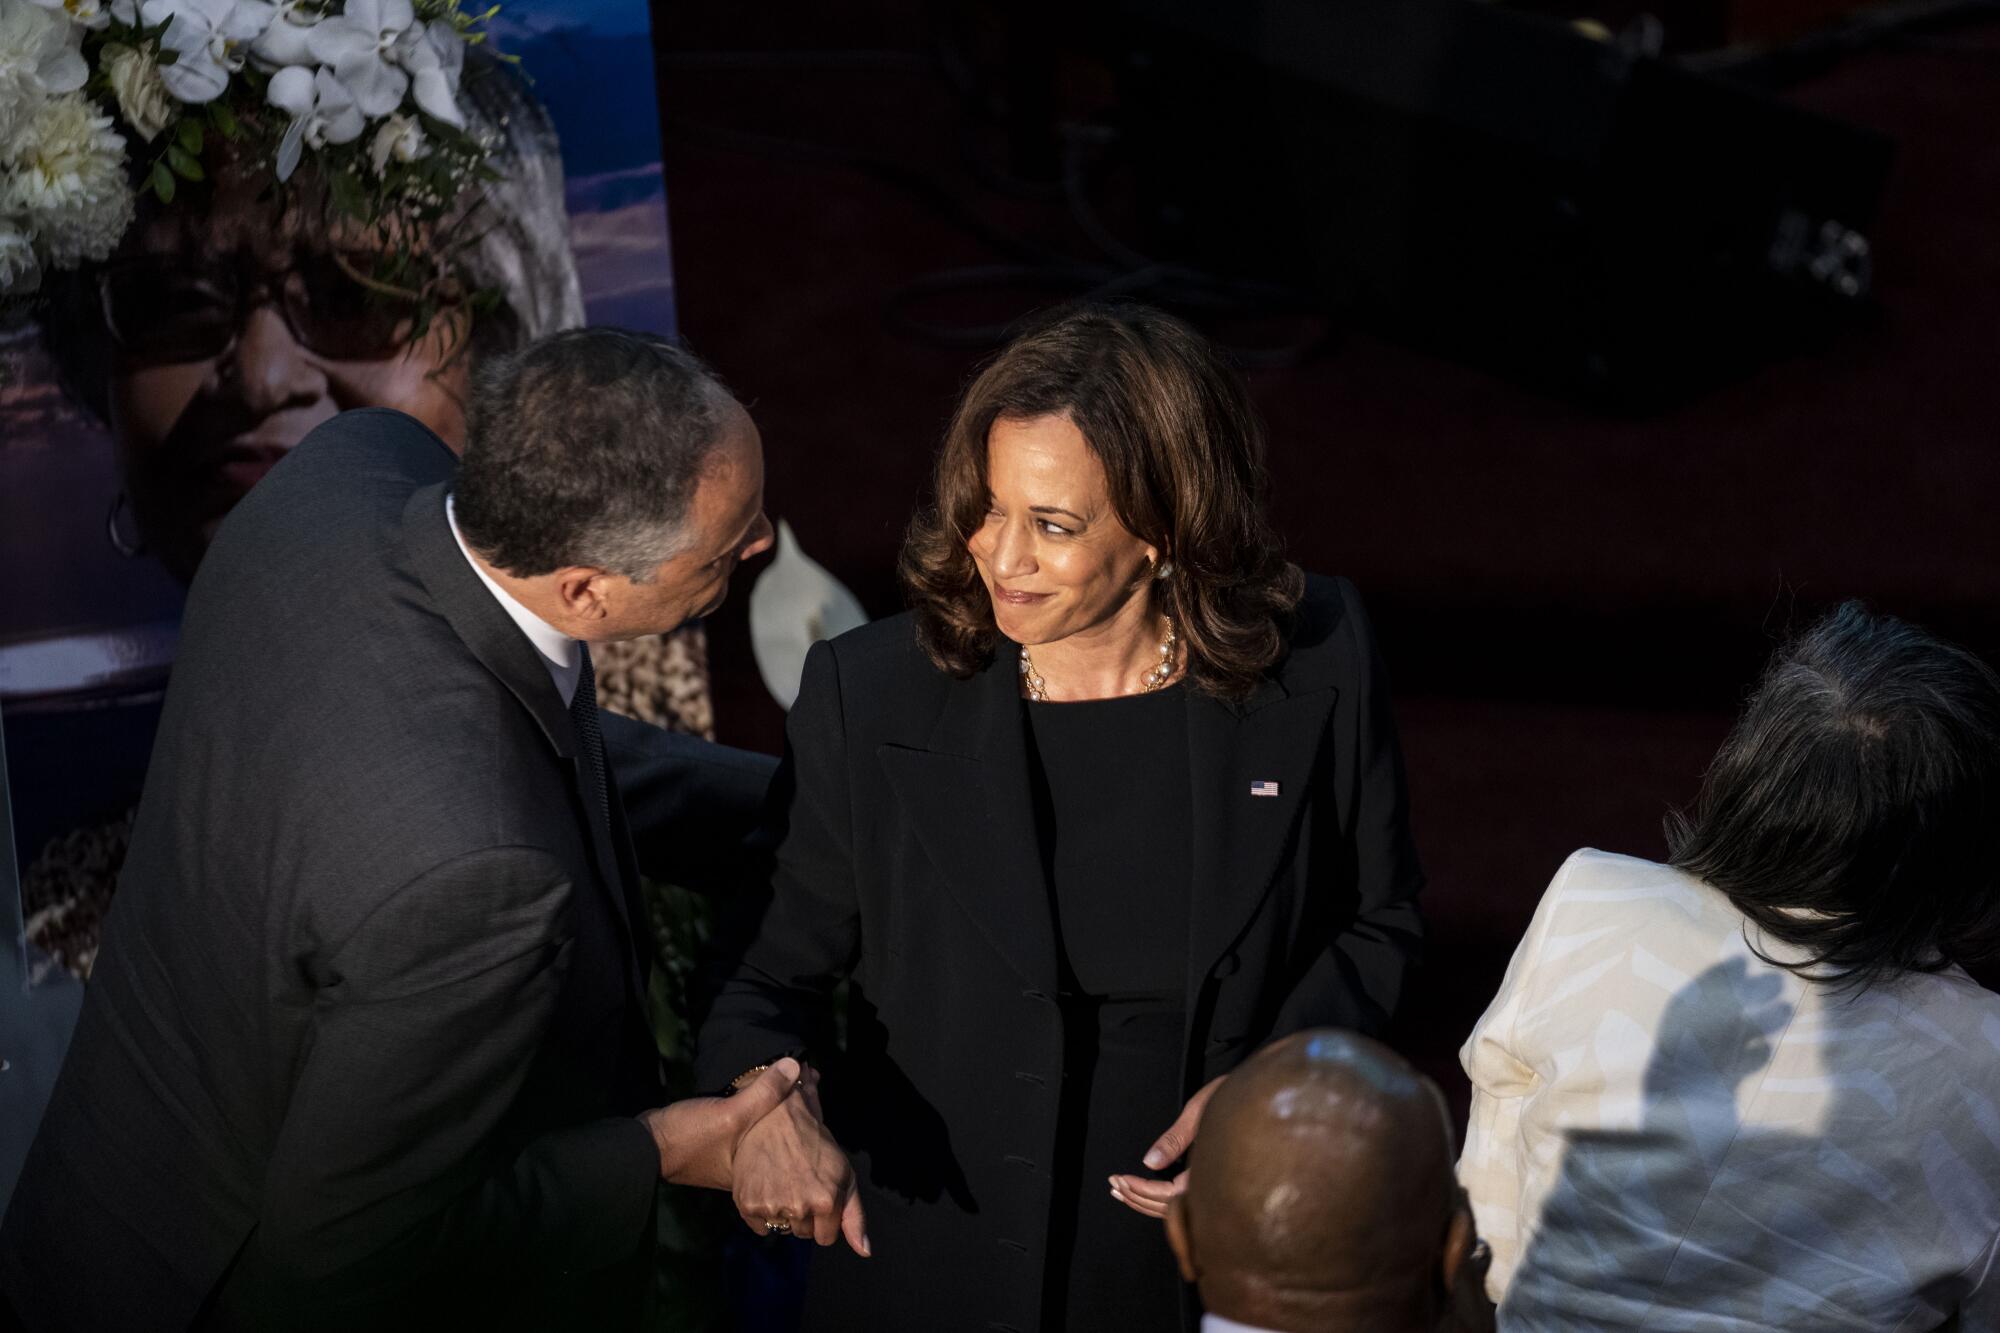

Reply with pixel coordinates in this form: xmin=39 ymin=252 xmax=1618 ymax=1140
xmin=0 ymin=0 xmax=88 ymax=141
xmin=2 ymin=90 xmax=134 ymax=266
xmin=0 ymin=211 xmax=41 ymax=294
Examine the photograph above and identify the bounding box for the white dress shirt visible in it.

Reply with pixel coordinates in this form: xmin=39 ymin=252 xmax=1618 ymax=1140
xmin=1460 ymin=848 xmax=2000 ymax=1332
xmin=445 ymin=493 xmax=583 ymax=706
xmin=1201 ymin=1316 xmax=1282 ymax=1333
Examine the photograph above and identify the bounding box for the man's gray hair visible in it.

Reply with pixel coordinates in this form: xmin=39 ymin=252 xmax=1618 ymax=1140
xmin=453 ymin=327 xmax=735 ymax=581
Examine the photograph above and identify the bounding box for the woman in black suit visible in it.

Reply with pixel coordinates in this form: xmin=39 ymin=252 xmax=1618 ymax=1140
xmin=696 ymin=302 xmax=1424 ymax=1333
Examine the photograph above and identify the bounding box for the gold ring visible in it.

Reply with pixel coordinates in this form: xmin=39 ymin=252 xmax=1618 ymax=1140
xmin=765 ymin=1217 xmax=792 ymax=1235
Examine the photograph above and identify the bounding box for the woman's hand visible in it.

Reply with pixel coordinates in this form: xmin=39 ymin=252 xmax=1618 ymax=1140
xmin=730 ymin=1076 xmax=871 ymax=1255
xmin=1109 ymin=1074 xmax=1226 ymax=1219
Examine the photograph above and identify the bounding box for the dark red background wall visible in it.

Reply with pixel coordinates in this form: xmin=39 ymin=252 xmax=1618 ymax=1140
xmin=649 ymin=1 xmax=2000 ymax=1107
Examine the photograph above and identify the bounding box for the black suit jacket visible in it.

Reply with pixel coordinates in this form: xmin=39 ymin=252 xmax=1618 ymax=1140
xmin=695 ymin=575 xmax=1425 ymax=1333
xmin=0 ymin=409 xmax=772 ymax=1332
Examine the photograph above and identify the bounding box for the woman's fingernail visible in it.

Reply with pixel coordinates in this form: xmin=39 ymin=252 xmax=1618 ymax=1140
xmin=1143 ymin=1149 xmax=1167 ymax=1169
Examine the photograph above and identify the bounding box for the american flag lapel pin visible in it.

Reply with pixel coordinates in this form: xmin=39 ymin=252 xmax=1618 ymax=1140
xmin=1250 ymin=780 xmax=1281 ymax=798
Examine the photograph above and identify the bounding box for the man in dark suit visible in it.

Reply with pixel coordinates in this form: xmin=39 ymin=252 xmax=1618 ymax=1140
xmin=0 ymin=329 xmax=791 ymax=1331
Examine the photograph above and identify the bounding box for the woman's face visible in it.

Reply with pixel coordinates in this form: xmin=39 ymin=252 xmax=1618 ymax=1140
xmin=104 ymin=174 xmax=470 ymax=581
xmin=967 ymin=412 xmax=1159 ymax=647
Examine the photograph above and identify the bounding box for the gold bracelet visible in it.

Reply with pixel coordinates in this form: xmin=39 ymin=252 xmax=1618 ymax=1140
xmin=728 ymin=1064 xmax=772 ymax=1095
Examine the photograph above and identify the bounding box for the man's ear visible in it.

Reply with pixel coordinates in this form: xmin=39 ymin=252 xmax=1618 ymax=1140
xmin=1440 ymin=1204 xmax=1475 ymax=1290
xmin=1441 ymin=1190 xmax=1495 ymax=1305
xmin=1439 ymin=1191 xmax=1496 ymax=1333
xmin=554 ymin=566 xmax=611 ymax=621
xmin=1165 ymin=1194 xmax=1199 ymax=1284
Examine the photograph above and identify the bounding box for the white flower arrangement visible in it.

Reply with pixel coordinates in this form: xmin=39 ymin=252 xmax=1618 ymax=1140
xmin=0 ymin=0 xmax=506 ymax=323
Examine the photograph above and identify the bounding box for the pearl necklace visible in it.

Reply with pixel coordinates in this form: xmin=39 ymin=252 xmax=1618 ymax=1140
xmin=1019 ymin=617 xmax=1177 ymax=702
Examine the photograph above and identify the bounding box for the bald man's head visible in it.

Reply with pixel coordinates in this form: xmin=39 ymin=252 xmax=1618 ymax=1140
xmin=1166 ymin=1031 xmax=1491 ymax=1333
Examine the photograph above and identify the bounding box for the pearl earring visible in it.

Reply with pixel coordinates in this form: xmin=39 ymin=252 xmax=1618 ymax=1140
xmin=1154 ymin=559 xmax=1174 ymax=581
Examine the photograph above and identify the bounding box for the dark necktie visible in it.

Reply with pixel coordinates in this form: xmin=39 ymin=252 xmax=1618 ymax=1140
xmin=569 ymin=649 xmax=611 ymax=836
xmin=569 ymin=651 xmax=656 ymax=1034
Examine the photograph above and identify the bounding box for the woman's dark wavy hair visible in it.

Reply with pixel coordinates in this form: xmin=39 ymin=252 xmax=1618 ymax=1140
xmin=898 ymin=301 xmax=1304 ymax=700
xmin=1667 ymin=601 xmax=2000 ymax=993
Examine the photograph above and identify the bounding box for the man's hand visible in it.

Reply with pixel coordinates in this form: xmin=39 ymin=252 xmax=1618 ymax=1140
xmin=1109 ymin=1074 xmax=1227 ymax=1219
xmin=639 ymin=1056 xmax=805 ymax=1192
xmin=730 ymin=1079 xmax=870 ymax=1256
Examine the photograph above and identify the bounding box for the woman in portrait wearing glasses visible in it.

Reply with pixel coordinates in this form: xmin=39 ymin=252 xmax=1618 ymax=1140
xmin=696 ymin=302 xmax=1426 ymax=1332
xmin=18 ymin=55 xmax=718 ymax=982
xmin=35 ymin=53 xmax=579 ymax=585
xmin=13 ymin=55 xmax=582 ymax=981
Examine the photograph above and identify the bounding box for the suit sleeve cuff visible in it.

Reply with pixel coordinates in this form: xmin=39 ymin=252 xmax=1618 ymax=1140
xmin=534 ymin=1116 xmax=661 ymax=1270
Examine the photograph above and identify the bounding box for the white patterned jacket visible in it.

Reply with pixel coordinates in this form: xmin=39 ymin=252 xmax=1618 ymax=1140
xmin=1460 ymin=849 xmax=2000 ymax=1332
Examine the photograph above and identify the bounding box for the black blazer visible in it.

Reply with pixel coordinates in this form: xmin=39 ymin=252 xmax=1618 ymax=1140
xmin=695 ymin=575 xmax=1425 ymax=1333
xmin=0 ymin=410 xmax=771 ymax=1333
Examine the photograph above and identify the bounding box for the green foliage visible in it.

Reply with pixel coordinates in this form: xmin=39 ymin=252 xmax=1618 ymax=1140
xmin=325 ymin=166 xmax=365 ymax=218
xmin=644 ymin=879 xmax=712 ymax=1071
xmin=643 ymin=879 xmax=732 ymax=1333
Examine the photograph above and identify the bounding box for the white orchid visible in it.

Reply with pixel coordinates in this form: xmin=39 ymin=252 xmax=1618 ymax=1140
xmin=413 ymin=17 xmax=461 ymax=125
xmin=22 ymin=0 xmax=138 ymax=29
xmin=308 ymin=0 xmax=463 ymax=128
xmin=248 ymin=0 xmax=317 ymax=68
xmin=267 ymin=61 xmax=361 ymax=180
xmin=140 ymin=0 xmax=275 ymax=104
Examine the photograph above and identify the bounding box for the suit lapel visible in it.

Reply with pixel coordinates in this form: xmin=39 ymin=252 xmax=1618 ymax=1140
xmin=878 ymin=648 xmax=1058 ymax=992
xmin=403 ymin=482 xmax=575 ymax=759
xmin=1184 ymin=677 xmax=1339 ymax=1001
xmin=572 ymin=673 xmax=642 ymax=985
xmin=604 ymin=761 xmax=654 ymax=978
xmin=402 ymin=482 xmax=644 ymax=994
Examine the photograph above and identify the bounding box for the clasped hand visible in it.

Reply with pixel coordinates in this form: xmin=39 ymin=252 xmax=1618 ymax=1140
xmin=639 ymin=1057 xmax=871 ymax=1257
